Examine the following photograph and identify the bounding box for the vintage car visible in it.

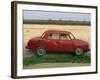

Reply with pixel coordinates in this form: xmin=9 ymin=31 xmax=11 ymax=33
xmin=26 ymin=30 xmax=89 ymax=56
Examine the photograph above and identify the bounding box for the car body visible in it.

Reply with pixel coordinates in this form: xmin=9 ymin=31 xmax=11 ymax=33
xmin=26 ymin=30 xmax=90 ymax=56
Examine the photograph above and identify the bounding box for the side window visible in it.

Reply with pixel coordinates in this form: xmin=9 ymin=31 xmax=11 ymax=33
xmin=48 ymin=33 xmax=59 ymax=40
xmin=60 ymin=34 xmax=70 ymax=40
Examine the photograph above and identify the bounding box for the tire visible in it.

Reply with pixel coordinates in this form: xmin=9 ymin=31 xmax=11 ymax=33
xmin=36 ymin=46 xmax=46 ymax=56
xmin=75 ymin=47 xmax=84 ymax=55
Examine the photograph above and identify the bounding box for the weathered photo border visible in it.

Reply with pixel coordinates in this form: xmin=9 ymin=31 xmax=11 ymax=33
xmin=11 ymin=1 xmax=98 ymax=79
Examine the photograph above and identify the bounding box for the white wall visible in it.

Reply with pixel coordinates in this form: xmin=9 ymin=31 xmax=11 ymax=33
xmin=0 ymin=0 xmax=99 ymax=80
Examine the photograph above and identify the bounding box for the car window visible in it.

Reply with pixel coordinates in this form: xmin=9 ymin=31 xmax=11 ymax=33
xmin=60 ymin=34 xmax=70 ymax=40
xmin=48 ymin=33 xmax=59 ymax=40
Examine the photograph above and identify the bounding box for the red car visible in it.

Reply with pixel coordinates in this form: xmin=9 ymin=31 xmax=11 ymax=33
xmin=26 ymin=30 xmax=89 ymax=56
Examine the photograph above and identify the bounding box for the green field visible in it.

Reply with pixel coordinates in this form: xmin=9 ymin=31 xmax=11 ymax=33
xmin=23 ymin=49 xmax=91 ymax=65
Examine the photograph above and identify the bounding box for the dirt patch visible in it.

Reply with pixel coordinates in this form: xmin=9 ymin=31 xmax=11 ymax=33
xmin=23 ymin=63 xmax=90 ymax=69
xmin=24 ymin=24 xmax=91 ymax=46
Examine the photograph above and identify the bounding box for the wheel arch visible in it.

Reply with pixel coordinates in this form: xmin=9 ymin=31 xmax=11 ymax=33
xmin=36 ymin=40 xmax=47 ymax=50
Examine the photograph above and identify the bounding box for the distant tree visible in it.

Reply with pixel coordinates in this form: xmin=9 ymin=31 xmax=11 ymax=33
xmin=49 ymin=19 xmax=52 ymax=21
xmin=59 ymin=18 xmax=62 ymax=21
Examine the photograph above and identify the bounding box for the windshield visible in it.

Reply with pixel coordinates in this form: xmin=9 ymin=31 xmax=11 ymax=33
xmin=41 ymin=32 xmax=46 ymax=38
xmin=69 ymin=33 xmax=75 ymax=40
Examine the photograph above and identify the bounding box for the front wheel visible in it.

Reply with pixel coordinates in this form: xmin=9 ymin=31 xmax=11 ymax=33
xmin=36 ymin=46 xmax=46 ymax=56
xmin=75 ymin=47 xmax=84 ymax=55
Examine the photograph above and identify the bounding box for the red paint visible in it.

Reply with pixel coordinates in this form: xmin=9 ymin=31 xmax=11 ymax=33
xmin=27 ymin=30 xmax=89 ymax=53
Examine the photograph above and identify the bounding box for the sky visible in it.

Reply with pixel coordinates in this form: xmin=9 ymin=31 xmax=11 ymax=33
xmin=23 ymin=10 xmax=91 ymax=21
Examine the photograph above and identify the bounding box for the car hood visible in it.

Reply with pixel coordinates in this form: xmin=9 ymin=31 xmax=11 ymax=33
xmin=28 ymin=37 xmax=41 ymax=45
xmin=73 ymin=39 xmax=88 ymax=45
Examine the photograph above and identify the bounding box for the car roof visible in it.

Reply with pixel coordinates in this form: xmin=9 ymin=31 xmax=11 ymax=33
xmin=44 ymin=30 xmax=70 ymax=34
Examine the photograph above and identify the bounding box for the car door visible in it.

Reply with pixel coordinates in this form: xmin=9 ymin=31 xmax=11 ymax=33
xmin=59 ymin=33 xmax=73 ymax=52
xmin=44 ymin=33 xmax=60 ymax=51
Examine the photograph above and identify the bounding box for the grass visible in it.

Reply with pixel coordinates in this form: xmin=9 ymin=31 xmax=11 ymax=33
xmin=23 ymin=49 xmax=91 ymax=65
